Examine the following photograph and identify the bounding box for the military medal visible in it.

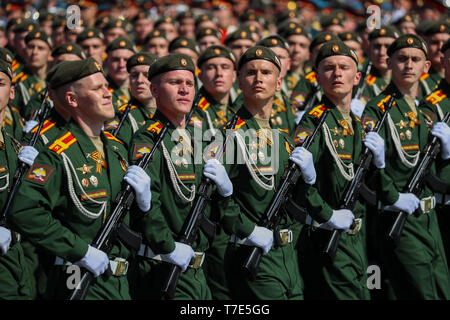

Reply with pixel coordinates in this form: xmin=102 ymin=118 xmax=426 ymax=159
xmin=332 ymin=127 xmax=341 ymax=136
xmin=76 ymin=164 xmax=93 ymax=175
xmin=395 ymin=120 xmax=407 ymax=129
xmin=405 ymin=111 xmax=420 ymax=129
xmin=258 ymin=151 xmax=265 ymax=162
xmin=251 ymin=152 xmax=257 ymax=161
xmin=339 ymin=138 xmax=345 ymax=149
xmin=120 ymin=159 xmax=128 ymax=172
xmin=405 ymin=130 xmax=412 ymax=140
xmin=89 ymin=175 xmax=98 ymax=187
xmin=339 ymin=120 xmax=353 ymax=136
xmin=89 ymin=151 xmax=107 ymax=175
xmin=276 ymin=116 xmax=282 ymax=125
xmin=82 ymin=178 xmax=89 ymax=187
xmin=400 ymin=132 xmax=406 ymax=140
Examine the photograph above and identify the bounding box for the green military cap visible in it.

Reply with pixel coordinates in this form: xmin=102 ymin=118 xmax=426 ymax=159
xmin=95 ymin=15 xmax=112 ymax=28
xmin=310 ymin=32 xmax=340 ymax=52
xmin=197 ymin=45 xmax=236 ymax=68
xmin=25 ymin=29 xmax=53 ymax=48
xmin=387 ymin=34 xmax=428 ymax=57
xmin=196 ymin=27 xmax=221 ymax=41
xmin=395 ymin=14 xmax=417 ymax=26
xmin=258 ymin=35 xmax=289 ymax=51
xmin=103 ymin=18 xmax=127 ymax=31
xmin=52 ymin=43 xmax=86 ymax=59
xmin=0 ymin=47 xmax=14 ymax=65
xmin=13 ymin=19 xmax=37 ymax=34
xmin=415 ymin=20 xmax=434 ymax=36
xmin=243 ymin=24 xmax=261 ymax=37
xmin=145 ymin=29 xmax=169 ymax=42
xmin=51 ymin=17 xmax=67 ymax=29
xmin=47 ymin=57 xmax=104 ymax=89
xmin=0 ymin=60 xmax=13 ymax=81
xmin=368 ymin=26 xmax=401 ymax=40
xmin=239 ymin=10 xmax=265 ymax=25
xmin=106 ymin=36 xmax=137 ymax=53
xmin=278 ymin=21 xmax=310 ymax=39
xmin=441 ymin=38 xmax=450 ymax=53
xmin=6 ymin=17 xmax=23 ymax=31
xmin=315 ymin=40 xmax=359 ymax=68
xmin=423 ymin=21 xmax=450 ymax=36
xmin=195 ymin=13 xmax=215 ymax=27
xmin=76 ymin=27 xmax=104 ymax=43
xmin=147 ymin=53 xmax=195 ymax=80
xmin=320 ymin=14 xmax=344 ymax=28
xmin=155 ymin=16 xmax=177 ymax=28
xmin=224 ymin=28 xmax=254 ymax=45
xmin=275 ymin=10 xmax=300 ymax=25
xmin=126 ymin=52 xmax=158 ymax=72
xmin=169 ymin=36 xmax=199 ymax=53
xmin=177 ymin=11 xmax=195 ymax=22
xmin=237 ymin=45 xmax=281 ymax=71
xmin=338 ymin=32 xmax=362 ymax=43
xmin=133 ymin=11 xmax=150 ymax=22
xmin=38 ymin=11 xmax=55 ymax=23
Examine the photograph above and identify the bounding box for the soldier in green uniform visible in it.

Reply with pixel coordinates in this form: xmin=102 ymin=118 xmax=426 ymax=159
xmin=13 ymin=30 xmax=52 ymax=115
xmin=419 ymin=38 xmax=450 ymax=269
xmin=420 ymin=22 xmax=450 ymax=96
xmin=132 ymin=12 xmax=153 ymax=52
xmin=0 ymin=60 xmax=35 ymax=299
xmin=292 ymin=41 xmax=374 ymax=300
xmin=290 ymin=32 xmax=339 ymax=122
xmin=169 ymin=36 xmax=200 ymax=72
xmin=76 ymin=27 xmax=107 ymax=65
xmin=11 ymin=19 xmax=38 ymax=77
xmin=105 ymin=52 xmax=158 ymax=147
xmin=176 ymin=11 xmax=196 ymax=40
xmin=144 ymin=29 xmax=170 ymax=58
xmin=154 ymin=16 xmax=178 ymax=42
xmin=218 ymin=46 xmax=308 ymax=299
xmin=102 ymin=18 xmax=129 ymax=45
xmin=128 ymin=53 xmax=223 ymax=299
xmin=278 ymin=22 xmax=312 ymax=97
xmin=361 ymin=34 xmax=450 ymax=299
xmin=258 ymin=35 xmax=297 ymax=136
xmin=104 ymin=37 xmax=136 ymax=111
xmin=9 ymin=58 xmax=152 ymax=300
xmin=339 ymin=32 xmax=366 ymax=72
xmin=196 ymin=27 xmax=222 ymax=53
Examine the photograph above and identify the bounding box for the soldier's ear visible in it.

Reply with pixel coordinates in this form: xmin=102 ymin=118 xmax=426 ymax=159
xmin=65 ymin=91 xmax=78 ymax=109
xmin=354 ymin=71 xmax=362 ymax=87
xmin=9 ymin=84 xmax=14 ymax=101
xmin=423 ymin=59 xmax=431 ymax=74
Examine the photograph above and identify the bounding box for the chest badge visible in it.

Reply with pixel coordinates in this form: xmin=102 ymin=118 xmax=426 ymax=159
xmin=339 ymin=120 xmax=353 ymax=136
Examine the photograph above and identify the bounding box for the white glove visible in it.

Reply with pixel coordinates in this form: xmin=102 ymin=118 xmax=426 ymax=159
xmin=161 ymin=242 xmax=195 ymax=272
xmin=364 ymin=132 xmax=385 ymax=168
xmin=75 ymin=245 xmax=109 ymax=277
xmin=247 ymin=226 xmax=274 ymax=255
xmin=350 ymin=99 xmax=366 ymax=119
xmin=124 ymin=165 xmax=151 ymax=212
xmin=325 ymin=209 xmax=355 ymax=232
xmin=0 ymin=226 xmax=12 ymax=255
xmin=203 ymin=159 xmax=233 ymax=197
xmin=295 ymin=111 xmax=306 ymax=124
xmin=431 ymin=122 xmax=450 ymax=160
xmin=290 ymin=147 xmax=316 ymax=184
xmin=18 ymin=146 xmax=39 ymax=166
xmin=385 ymin=193 xmax=420 ymax=215
xmin=23 ymin=120 xmax=39 ymax=133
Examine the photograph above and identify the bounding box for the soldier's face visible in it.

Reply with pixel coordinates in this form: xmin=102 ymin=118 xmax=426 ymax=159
xmin=73 ymin=72 xmax=114 ymax=122
xmin=317 ymin=55 xmax=361 ymax=99
xmin=0 ymin=72 xmax=14 ymax=112
xmin=387 ymin=48 xmax=431 ymax=86
xmin=80 ymin=38 xmax=106 ymax=65
xmin=13 ymin=31 xmax=28 ymax=60
xmin=178 ymin=18 xmax=195 ymax=38
xmin=427 ymin=33 xmax=450 ymax=69
xmin=158 ymin=23 xmax=178 ymax=41
xmin=199 ymin=57 xmax=236 ymax=96
xmin=287 ymin=35 xmax=310 ymax=68
xmin=104 ymin=28 xmax=128 ymax=45
xmin=270 ymin=47 xmax=291 ymax=78
xmin=230 ymin=39 xmax=255 ymax=61
xmin=105 ymin=49 xmax=134 ymax=85
xmin=151 ymin=70 xmax=195 ymax=117
xmin=369 ymin=37 xmax=395 ymax=72
xmin=198 ymin=36 xmax=221 ymax=53
xmin=25 ymin=39 xmax=52 ymax=70
xmin=134 ymin=19 xmax=153 ymax=42
xmin=238 ymin=59 xmax=282 ymax=103
xmin=129 ymin=65 xmax=152 ymax=102
xmin=146 ymin=38 xmax=169 ymax=57
xmin=399 ymin=22 xmax=416 ymax=35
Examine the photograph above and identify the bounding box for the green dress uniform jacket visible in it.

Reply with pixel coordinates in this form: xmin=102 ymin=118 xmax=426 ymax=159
xmin=105 ymin=97 xmax=155 ymax=148
xmin=127 ymin=110 xmax=214 ymax=300
xmin=106 ymin=75 xmax=130 ymax=112
xmin=9 ymin=120 xmax=134 ymax=300
xmin=12 ymin=67 xmax=46 ymax=114
xmin=290 ymin=71 xmax=323 ymax=114
xmin=21 ymin=88 xmax=46 ymax=121
xmin=292 ymin=96 xmax=370 ymax=300
xmin=0 ymin=127 xmax=34 ymax=299
xmin=420 ymin=67 xmax=442 ymax=97
xmin=218 ymin=106 xmax=303 ymax=300
xmin=4 ymin=104 xmax=24 ymax=141
xmin=361 ymin=82 xmax=450 ymax=299
xmin=358 ymin=67 xmax=390 ymax=106
xmin=419 ymin=78 xmax=450 ymax=270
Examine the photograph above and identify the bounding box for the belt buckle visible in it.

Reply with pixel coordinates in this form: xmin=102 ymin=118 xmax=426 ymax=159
xmin=190 ymin=252 xmax=205 ymax=269
xmin=111 ymin=258 xmax=129 ymax=276
xmin=420 ymin=196 xmax=434 ymax=213
xmin=347 ymin=218 xmax=362 ymax=235
xmin=279 ymin=229 xmax=293 ymax=246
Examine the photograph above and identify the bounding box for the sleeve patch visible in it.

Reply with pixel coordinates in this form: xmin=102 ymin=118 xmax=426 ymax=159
xmin=25 ymin=164 xmax=54 ymax=185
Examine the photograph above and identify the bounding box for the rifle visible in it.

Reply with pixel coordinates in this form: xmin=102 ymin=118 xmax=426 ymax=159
xmin=324 ymin=93 xmax=398 ymax=261
xmin=388 ymin=111 xmax=450 ymax=244
xmin=304 ymin=80 xmax=321 ymax=112
xmin=354 ymin=62 xmax=372 ymax=100
xmin=243 ymin=107 xmax=330 ymax=279
xmin=161 ymin=113 xmax=239 ymax=299
xmin=68 ymin=121 xmax=170 ymax=300
xmin=111 ymin=102 xmax=132 ymax=137
xmin=0 ymin=89 xmax=52 ymax=235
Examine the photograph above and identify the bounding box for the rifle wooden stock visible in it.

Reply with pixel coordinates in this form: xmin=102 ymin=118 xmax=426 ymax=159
xmin=387 ymin=112 xmax=450 ymax=243
xmin=243 ymin=108 xmax=330 ymax=279
xmin=324 ymin=93 xmax=397 ymax=261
